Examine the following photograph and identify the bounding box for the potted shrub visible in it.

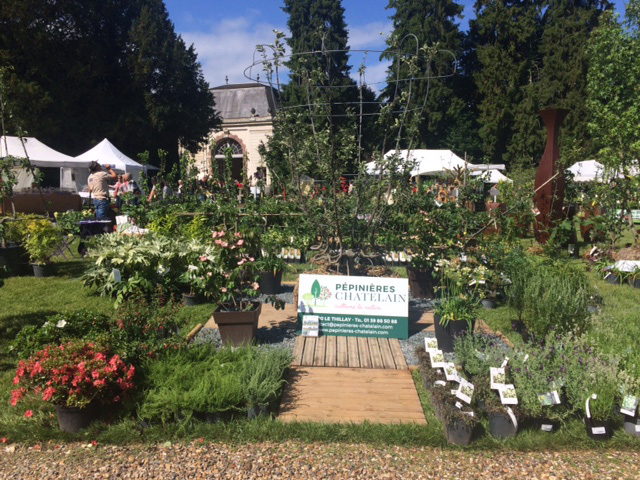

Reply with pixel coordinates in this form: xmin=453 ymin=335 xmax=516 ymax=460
xmin=0 ymin=217 xmax=30 ymax=275
xmin=22 ymin=218 xmax=63 ymax=277
xmin=475 ymin=373 xmax=520 ymax=439
xmin=179 ymin=243 xmax=217 ymax=306
xmin=440 ymin=399 xmax=479 ymax=446
xmin=434 ymin=284 xmax=478 ymax=353
xmin=11 ymin=339 xmax=135 ymax=433
xmin=208 ymin=229 xmax=262 ymax=346
xmin=257 ymin=256 xmax=287 ymax=295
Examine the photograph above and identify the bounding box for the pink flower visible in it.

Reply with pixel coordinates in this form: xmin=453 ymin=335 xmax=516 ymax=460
xmin=236 ymin=239 xmax=244 ymax=246
xmin=221 ymin=287 xmax=228 ymax=293
xmin=234 ymin=232 xmax=241 ymax=237
xmin=207 ymin=272 xmax=213 ymax=277
xmin=13 ymin=376 xmax=20 ymax=385
xmin=248 ymin=257 xmax=255 ymax=262
xmin=214 ymin=239 xmax=222 ymax=245
xmin=1 ymin=438 xmax=7 ymax=443
xmin=43 ymin=387 xmax=56 ymax=402
xmin=91 ymin=370 xmax=101 ymax=379
xmin=237 ymin=259 xmax=246 ymax=266
xmin=252 ymin=282 xmax=260 ymax=291
xmin=200 ymin=255 xmax=208 ymax=262
xmin=221 ymin=241 xmax=229 ymax=248
xmin=93 ymin=379 xmax=106 ymax=388
xmin=24 ymin=410 xmax=33 ymax=418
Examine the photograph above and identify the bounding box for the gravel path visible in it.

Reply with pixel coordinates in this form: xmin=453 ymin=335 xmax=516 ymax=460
xmin=1 ymin=442 xmax=638 ymax=479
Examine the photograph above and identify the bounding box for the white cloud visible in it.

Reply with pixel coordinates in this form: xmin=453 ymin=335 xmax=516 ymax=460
xmin=348 ymin=21 xmax=392 ymax=50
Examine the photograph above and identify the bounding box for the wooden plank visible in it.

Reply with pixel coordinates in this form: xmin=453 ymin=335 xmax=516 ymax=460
xmin=325 ymin=336 xmax=337 ymax=367
xmin=291 ymin=336 xmax=304 ymax=366
xmin=292 ymin=367 xmax=410 ymax=378
xmin=378 ymin=338 xmax=396 ymax=370
xmin=336 ymin=336 xmax=348 ymax=367
xmin=368 ymin=337 xmax=385 ymax=369
xmin=312 ymin=336 xmax=327 ymax=367
xmin=388 ymin=339 xmax=408 ymax=370
xmin=301 ymin=337 xmax=316 ymax=366
xmin=357 ymin=337 xmax=372 ymax=368
xmin=347 ymin=336 xmax=360 ymax=368
xmin=280 ymin=416 xmax=426 ymax=425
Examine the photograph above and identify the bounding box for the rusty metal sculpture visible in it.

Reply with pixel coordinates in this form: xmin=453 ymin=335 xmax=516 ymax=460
xmin=534 ymin=108 xmax=568 ymax=244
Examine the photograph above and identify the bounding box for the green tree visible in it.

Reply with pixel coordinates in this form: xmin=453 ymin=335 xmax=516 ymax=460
xmin=382 ymin=0 xmax=476 ymax=155
xmin=586 ymin=4 xmax=640 ymax=244
xmin=311 ymin=280 xmax=322 ymax=305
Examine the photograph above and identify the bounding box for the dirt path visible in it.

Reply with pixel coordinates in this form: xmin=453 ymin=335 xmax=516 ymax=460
xmin=1 ymin=441 xmax=638 ymax=479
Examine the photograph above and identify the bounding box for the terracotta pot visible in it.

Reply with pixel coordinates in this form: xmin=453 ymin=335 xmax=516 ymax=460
xmin=213 ymin=302 xmax=262 ymax=346
xmin=56 ymin=404 xmax=96 ymax=433
xmin=259 ymin=270 xmax=283 ymax=295
xmin=406 ymin=266 xmax=438 ymax=299
xmin=434 ymin=314 xmax=470 ymax=353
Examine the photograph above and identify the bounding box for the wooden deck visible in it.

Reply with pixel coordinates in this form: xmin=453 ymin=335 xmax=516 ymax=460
xmin=279 ymin=366 xmax=427 ymax=424
xmin=292 ymin=335 xmax=408 ymax=370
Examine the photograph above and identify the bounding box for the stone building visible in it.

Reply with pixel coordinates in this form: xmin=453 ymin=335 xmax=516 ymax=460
xmin=193 ymin=83 xmax=277 ymax=188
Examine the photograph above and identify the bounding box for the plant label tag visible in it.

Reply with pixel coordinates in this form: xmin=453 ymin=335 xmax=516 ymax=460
xmin=424 ymin=336 xmax=439 ymax=353
xmin=522 ymin=354 xmax=529 ymax=363
xmin=538 ymin=391 xmax=560 ymax=406
xmin=434 ymin=380 xmax=447 ymax=387
xmin=429 ymin=350 xmax=446 ymax=369
xmin=455 ymin=401 xmax=463 ymax=409
xmin=464 ymin=411 xmax=475 ymax=417
xmin=301 ymin=315 xmax=319 ymax=337
xmin=112 ymin=268 xmax=121 ymax=283
xmin=636 ymin=424 xmax=640 ymax=433
xmin=451 ymin=389 xmax=458 ymax=395
xmin=500 ymin=356 xmax=509 ymax=368
xmin=455 ymin=378 xmax=474 ymax=404
xmin=591 ymin=426 xmax=606 ymax=435
xmin=498 ymin=384 xmax=518 ymax=405
xmin=620 ymin=395 xmax=639 ymax=417
xmin=490 ymin=367 xmax=506 ymax=390
xmin=541 ymin=424 xmax=554 ymax=432
xmin=444 ymin=363 xmax=460 ymax=383
xmin=506 ymin=407 xmax=518 ymax=429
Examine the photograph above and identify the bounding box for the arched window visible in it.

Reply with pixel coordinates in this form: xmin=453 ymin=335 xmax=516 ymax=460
xmin=213 ymin=138 xmax=244 ymax=182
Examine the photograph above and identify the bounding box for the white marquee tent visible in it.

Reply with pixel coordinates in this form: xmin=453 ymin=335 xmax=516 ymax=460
xmin=74 ymin=138 xmax=145 ymax=175
xmin=1 ymin=136 xmax=90 ymax=190
xmin=568 ymin=160 xmax=605 ymax=182
xmin=471 ymin=169 xmax=512 ymax=183
xmin=366 ymin=149 xmax=506 ymax=177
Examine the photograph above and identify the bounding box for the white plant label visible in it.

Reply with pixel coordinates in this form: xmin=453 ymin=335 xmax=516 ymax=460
xmin=620 ymin=395 xmax=639 ymax=417
xmin=429 ymin=350 xmax=446 ymax=369
xmin=434 ymin=380 xmax=447 ymax=387
xmin=443 ymin=363 xmax=460 ymax=383
xmin=522 ymin=354 xmax=529 ymax=363
xmin=490 ymin=367 xmax=506 ymax=390
xmin=506 ymin=407 xmax=518 ymax=429
xmin=500 ymin=356 xmax=509 ymax=368
xmin=538 ymin=391 xmax=561 ymax=406
xmin=498 ymin=384 xmax=518 ymax=405
xmin=636 ymin=424 xmax=640 ymax=433
xmin=112 ymin=268 xmax=121 ymax=283
xmin=424 ymin=336 xmax=439 ymax=353
xmin=591 ymin=426 xmax=606 ymax=435
xmin=455 ymin=401 xmax=463 ymax=409
xmin=541 ymin=424 xmax=554 ymax=432
xmin=455 ymin=378 xmax=474 ymax=404
xmin=586 ymin=393 xmax=597 ymax=419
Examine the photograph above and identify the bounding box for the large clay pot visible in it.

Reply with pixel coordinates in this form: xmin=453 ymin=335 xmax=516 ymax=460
xmin=56 ymin=404 xmax=96 ymax=433
xmin=213 ymin=302 xmax=262 ymax=346
xmin=406 ymin=266 xmax=438 ymax=299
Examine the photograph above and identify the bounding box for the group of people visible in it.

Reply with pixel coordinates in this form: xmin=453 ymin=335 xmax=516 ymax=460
xmin=87 ymin=161 xmax=142 ymax=220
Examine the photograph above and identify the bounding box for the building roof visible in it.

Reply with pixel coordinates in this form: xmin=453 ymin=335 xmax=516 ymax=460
xmin=210 ymin=83 xmax=278 ymax=120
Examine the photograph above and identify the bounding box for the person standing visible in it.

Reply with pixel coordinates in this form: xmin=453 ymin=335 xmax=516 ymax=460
xmin=88 ymin=161 xmax=117 ymax=220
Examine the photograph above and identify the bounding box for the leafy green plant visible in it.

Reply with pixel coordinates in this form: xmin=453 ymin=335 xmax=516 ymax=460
xmin=453 ymin=333 xmax=511 ymax=380
xmin=23 ymin=218 xmax=63 ymax=265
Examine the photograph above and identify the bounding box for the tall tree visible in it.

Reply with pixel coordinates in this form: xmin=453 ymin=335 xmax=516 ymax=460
xmin=0 ymin=0 xmax=219 ymax=166
xmin=382 ymin=0 xmax=475 ymax=155
xmin=470 ymin=0 xmax=541 ymax=166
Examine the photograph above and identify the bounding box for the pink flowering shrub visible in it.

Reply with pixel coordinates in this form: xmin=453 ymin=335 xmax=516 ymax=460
xmin=209 ymin=230 xmax=260 ymax=311
xmin=12 ymin=340 xmax=135 ymax=409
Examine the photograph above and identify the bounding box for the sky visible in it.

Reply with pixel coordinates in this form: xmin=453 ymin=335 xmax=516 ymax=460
xmin=164 ymin=0 xmax=629 ymax=90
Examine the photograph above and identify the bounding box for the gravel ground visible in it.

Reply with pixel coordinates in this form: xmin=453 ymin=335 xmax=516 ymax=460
xmin=1 ymin=442 xmax=639 ymax=479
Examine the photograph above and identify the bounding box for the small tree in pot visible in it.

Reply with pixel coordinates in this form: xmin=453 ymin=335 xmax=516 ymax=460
xmin=22 ymin=218 xmax=63 ymax=277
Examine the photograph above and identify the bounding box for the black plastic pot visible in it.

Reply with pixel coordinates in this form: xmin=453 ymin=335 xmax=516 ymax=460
xmin=623 ymin=414 xmax=640 ymax=437
xmin=445 ymin=418 xmax=474 ymax=446
xmin=630 ymin=278 xmax=640 ymax=289
xmin=481 ymin=298 xmax=497 ymax=310
xmin=259 ymin=270 xmax=283 ymax=295
xmin=0 ymin=244 xmax=30 ymax=275
xmin=183 ymin=293 xmax=198 ymax=307
xmin=488 ymin=412 xmax=517 ymax=439
xmin=585 ymin=418 xmax=613 ymax=440
xmin=605 ymin=273 xmax=620 ymax=285
xmin=32 ymin=264 xmax=48 ymax=278
xmin=406 ymin=267 xmax=438 ymax=299
xmin=434 ymin=314 xmax=470 ymax=353
xmin=56 ymin=404 xmax=96 ymax=433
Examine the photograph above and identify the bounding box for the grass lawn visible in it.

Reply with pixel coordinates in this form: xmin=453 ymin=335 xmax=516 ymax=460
xmin=1 ymin=257 xmax=640 ymax=449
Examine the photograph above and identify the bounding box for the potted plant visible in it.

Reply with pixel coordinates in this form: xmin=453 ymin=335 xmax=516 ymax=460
xmin=257 ymin=229 xmax=288 ymax=295
xmin=179 ymin=243 xmax=217 ymax=306
xmin=22 ymin=217 xmax=63 ymax=277
xmin=619 ymin=368 xmax=640 ymax=437
xmin=440 ymin=398 xmax=479 ymax=446
xmin=628 ymin=268 xmax=640 ymax=289
xmin=11 ymin=339 xmax=135 ymax=433
xmin=475 ymin=373 xmax=520 ymax=439
xmin=208 ymin=229 xmax=262 ymax=346
xmin=434 ymin=283 xmax=478 ymax=353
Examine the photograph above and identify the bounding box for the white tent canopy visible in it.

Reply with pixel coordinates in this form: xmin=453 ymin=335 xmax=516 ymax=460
xmin=471 ymin=169 xmax=512 ymax=183
xmin=1 ymin=136 xmax=89 ymax=169
xmin=568 ymin=160 xmax=604 ymax=182
xmin=74 ymin=138 xmax=144 ymax=173
xmin=366 ymin=149 xmax=506 ymax=177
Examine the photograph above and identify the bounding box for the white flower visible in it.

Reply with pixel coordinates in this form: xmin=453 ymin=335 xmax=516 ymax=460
xmin=188 ymin=265 xmax=198 ymax=272
xmin=56 ymin=320 xmax=67 ymax=329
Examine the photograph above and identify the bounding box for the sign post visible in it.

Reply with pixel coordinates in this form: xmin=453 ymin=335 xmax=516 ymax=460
xmin=296 ymin=274 xmax=409 ymax=339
